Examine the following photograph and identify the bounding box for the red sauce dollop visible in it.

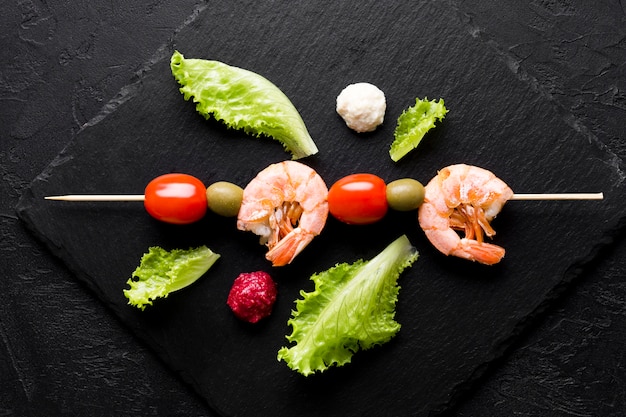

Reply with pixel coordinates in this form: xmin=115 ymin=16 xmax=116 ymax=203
xmin=227 ymin=271 xmax=277 ymax=323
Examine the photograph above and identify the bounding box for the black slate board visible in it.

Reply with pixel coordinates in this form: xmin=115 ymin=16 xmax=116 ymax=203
xmin=16 ymin=1 xmax=626 ymax=416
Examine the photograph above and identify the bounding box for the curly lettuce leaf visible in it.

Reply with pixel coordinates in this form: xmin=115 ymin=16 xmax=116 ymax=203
xmin=277 ymin=235 xmax=418 ymax=375
xmin=390 ymin=97 xmax=448 ymax=162
xmin=124 ymin=246 xmax=220 ymax=310
xmin=170 ymin=51 xmax=318 ymax=159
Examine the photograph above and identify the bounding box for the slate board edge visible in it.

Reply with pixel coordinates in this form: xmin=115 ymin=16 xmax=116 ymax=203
xmin=15 ymin=184 xmax=223 ymax=414
xmin=444 ymin=0 xmax=626 ymax=169
xmin=84 ymin=4 xmax=209 ymax=130
xmin=437 ymin=214 xmax=626 ymax=415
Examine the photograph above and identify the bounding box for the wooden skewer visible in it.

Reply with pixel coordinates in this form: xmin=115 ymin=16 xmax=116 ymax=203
xmin=45 ymin=195 xmax=146 ymax=201
xmin=510 ymin=192 xmax=604 ymax=201
xmin=44 ymin=192 xmax=604 ymax=202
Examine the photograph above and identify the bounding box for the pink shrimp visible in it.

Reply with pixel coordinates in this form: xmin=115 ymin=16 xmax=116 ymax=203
xmin=418 ymin=164 xmax=513 ymax=265
xmin=237 ymin=160 xmax=329 ymax=266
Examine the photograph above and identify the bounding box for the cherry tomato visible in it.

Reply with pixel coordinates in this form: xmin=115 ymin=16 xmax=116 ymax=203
xmin=327 ymin=173 xmax=388 ymax=225
xmin=144 ymin=173 xmax=207 ymax=224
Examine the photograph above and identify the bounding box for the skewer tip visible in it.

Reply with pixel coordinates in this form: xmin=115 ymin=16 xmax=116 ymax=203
xmin=44 ymin=194 xmax=145 ymax=202
xmin=510 ymin=192 xmax=603 ymax=201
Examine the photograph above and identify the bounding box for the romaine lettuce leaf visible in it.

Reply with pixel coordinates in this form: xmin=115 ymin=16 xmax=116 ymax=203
xmin=124 ymin=245 xmax=220 ymax=310
xmin=390 ymin=97 xmax=448 ymax=162
xmin=277 ymin=235 xmax=418 ymax=375
xmin=170 ymin=51 xmax=318 ymax=159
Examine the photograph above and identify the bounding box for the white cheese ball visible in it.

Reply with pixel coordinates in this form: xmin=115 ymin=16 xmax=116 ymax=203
xmin=336 ymin=82 xmax=386 ymax=133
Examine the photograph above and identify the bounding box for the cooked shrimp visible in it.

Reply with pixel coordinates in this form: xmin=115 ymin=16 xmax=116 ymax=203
xmin=237 ymin=160 xmax=329 ymax=266
xmin=418 ymin=164 xmax=513 ymax=265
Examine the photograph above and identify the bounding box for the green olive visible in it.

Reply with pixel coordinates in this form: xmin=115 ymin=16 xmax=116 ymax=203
xmin=385 ymin=178 xmax=425 ymax=211
xmin=206 ymin=181 xmax=244 ymax=217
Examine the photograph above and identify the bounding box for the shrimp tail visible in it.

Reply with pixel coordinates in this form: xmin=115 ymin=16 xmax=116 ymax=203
xmin=265 ymin=228 xmax=315 ymax=266
xmin=451 ymin=238 xmax=505 ymax=265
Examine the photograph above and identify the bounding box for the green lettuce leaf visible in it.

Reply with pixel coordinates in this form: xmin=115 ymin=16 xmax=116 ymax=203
xmin=390 ymin=97 xmax=448 ymax=162
xmin=277 ymin=235 xmax=418 ymax=375
xmin=124 ymin=246 xmax=220 ymax=310
xmin=170 ymin=51 xmax=318 ymax=159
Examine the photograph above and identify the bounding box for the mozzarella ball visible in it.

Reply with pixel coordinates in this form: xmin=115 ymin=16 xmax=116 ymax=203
xmin=336 ymin=82 xmax=386 ymax=133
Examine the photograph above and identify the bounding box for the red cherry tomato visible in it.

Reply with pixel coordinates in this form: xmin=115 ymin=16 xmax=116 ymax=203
xmin=328 ymin=173 xmax=388 ymax=225
xmin=144 ymin=173 xmax=207 ymax=224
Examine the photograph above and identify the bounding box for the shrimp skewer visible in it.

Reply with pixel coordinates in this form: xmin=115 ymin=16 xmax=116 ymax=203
xmin=418 ymin=164 xmax=514 ymax=265
xmin=45 ymin=161 xmax=602 ymax=266
xmin=237 ymin=160 xmax=329 ymax=266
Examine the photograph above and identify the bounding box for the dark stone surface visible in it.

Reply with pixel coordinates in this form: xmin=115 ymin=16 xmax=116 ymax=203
xmin=1 ymin=1 xmax=213 ymax=416
xmin=442 ymin=1 xmax=626 ymax=415
xmin=2 ymin=0 xmax=625 ymax=416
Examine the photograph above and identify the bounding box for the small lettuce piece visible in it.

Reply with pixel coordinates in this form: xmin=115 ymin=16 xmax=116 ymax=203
xmin=277 ymin=235 xmax=418 ymax=375
xmin=390 ymin=97 xmax=448 ymax=162
xmin=170 ymin=51 xmax=318 ymax=159
xmin=124 ymin=246 xmax=220 ymax=310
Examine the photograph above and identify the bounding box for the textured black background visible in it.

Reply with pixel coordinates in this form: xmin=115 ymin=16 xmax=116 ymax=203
xmin=1 ymin=1 xmax=625 ymax=416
